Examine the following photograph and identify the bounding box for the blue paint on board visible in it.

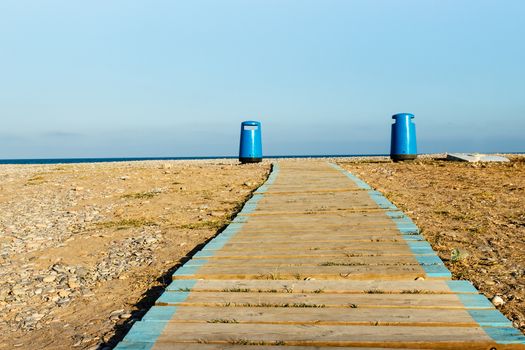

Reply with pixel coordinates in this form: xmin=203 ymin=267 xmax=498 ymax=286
xmin=468 ymin=309 xmax=513 ymax=327
xmin=397 ymin=226 xmax=420 ymax=234
xmin=401 ymin=234 xmax=424 ymax=241
xmin=172 ymin=265 xmax=203 ymax=277
xmin=183 ymin=259 xmax=209 ymax=267
xmin=457 ymin=293 xmax=495 ymax=309
xmin=421 ymin=264 xmax=452 ymax=278
xmin=233 ymin=216 xmax=249 ymax=223
xmin=367 ymin=191 xmax=398 ymax=210
xmin=156 ymin=292 xmax=192 ymax=305
xmin=166 ymin=279 xmax=198 ymax=291
xmin=483 ymin=327 xmax=525 ymax=344
xmin=193 ymin=250 xmax=215 ymax=258
xmin=142 ymin=306 xmax=179 ymax=321
xmin=117 ymin=292 xmax=191 ymax=348
xmin=415 ymin=255 xmax=444 ymax=265
xmin=446 ymin=280 xmax=478 ymax=294
xmin=406 ymin=241 xmax=433 ymax=250
xmin=114 ymin=342 xmax=154 ymax=350
xmin=386 ymin=211 xmax=405 ymax=219
xmin=119 ymin=321 xmax=167 ymax=343
xmin=328 ymin=163 xmax=371 ymax=189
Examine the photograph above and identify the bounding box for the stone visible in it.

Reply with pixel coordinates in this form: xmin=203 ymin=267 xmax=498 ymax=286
xmin=451 ymin=248 xmax=469 ymax=262
xmin=68 ymin=281 xmax=80 ymax=289
xmin=31 ymin=313 xmax=45 ymax=321
xmin=109 ymin=309 xmax=125 ymax=317
xmin=57 ymin=290 xmax=71 ymax=298
xmin=11 ymin=288 xmax=26 ymax=296
xmin=492 ymin=295 xmax=505 ymax=306
xmin=43 ymin=275 xmax=57 ymax=283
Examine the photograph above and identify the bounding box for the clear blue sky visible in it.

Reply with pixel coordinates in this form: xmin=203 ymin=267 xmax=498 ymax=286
xmin=1 ymin=0 xmax=524 ymax=158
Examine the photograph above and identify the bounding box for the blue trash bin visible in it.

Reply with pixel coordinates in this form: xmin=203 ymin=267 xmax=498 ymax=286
xmin=239 ymin=121 xmax=262 ymax=163
xmin=390 ymin=113 xmax=417 ymax=161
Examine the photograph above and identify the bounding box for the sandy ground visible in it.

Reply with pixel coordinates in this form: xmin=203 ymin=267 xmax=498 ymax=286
xmin=339 ymin=154 xmax=525 ymax=333
xmin=0 ymin=160 xmax=270 ymax=349
xmin=2 ymin=154 xmax=524 ymax=348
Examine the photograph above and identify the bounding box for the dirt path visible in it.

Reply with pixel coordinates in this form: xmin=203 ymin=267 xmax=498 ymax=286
xmin=0 ymin=160 xmax=270 ymax=349
xmin=339 ymin=155 xmax=525 ymax=333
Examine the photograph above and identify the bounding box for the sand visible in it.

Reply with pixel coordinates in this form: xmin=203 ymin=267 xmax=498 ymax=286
xmin=0 ymin=160 xmax=270 ymax=349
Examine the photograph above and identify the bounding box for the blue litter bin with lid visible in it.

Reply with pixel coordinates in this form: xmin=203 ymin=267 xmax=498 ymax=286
xmin=390 ymin=113 xmax=417 ymax=161
xmin=239 ymin=121 xmax=262 ymax=163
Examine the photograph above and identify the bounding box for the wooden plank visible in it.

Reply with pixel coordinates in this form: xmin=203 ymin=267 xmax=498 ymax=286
xmin=156 ymin=291 xmax=492 ymax=309
xmin=166 ymin=279 xmax=478 ymax=294
xmin=203 ymin=241 xmax=417 ymax=251
xmin=183 ymin=255 xmax=424 ymax=267
xmin=225 ymin=233 xmax=417 ymax=243
xmin=239 ymin=208 xmax=386 ymax=216
xmin=149 ymin=323 xmax=502 ymax=348
xmin=172 ymin=264 xmax=428 ymax=281
xmin=219 ymin=237 xmax=410 ymax=245
xmin=146 ymin=345 xmax=429 ymax=350
xmin=194 ymin=249 xmax=428 ymax=259
xmin=144 ymin=305 xmax=480 ymax=327
xmin=238 ymin=214 xmax=400 ymax=223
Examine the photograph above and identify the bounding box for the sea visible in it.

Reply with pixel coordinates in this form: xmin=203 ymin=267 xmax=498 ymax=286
xmin=0 ymin=155 xmax=389 ymax=165
xmin=0 ymin=152 xmax=522 ymax=165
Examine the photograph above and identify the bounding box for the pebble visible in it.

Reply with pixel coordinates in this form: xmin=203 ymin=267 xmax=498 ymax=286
xmin=42 ymin=275 xmax=56 ymax=283
xmin=119 ymin=313 xmax=132 ymax=320
xmin=109 ymin=309 xmax=125 ymax=317
xmin=58 ymin=290 xmax=70 ymax=298
xmin=492 ymin=296 xmax=505 ymax=306
xmin=68 ymin=281 xmax=80 ymax=289
xmin=11 ymin=288 xmax=26 ymax=296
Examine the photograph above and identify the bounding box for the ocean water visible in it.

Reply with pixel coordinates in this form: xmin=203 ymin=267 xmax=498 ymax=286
xmin=0 ymin=154 xmax=389 ymax=165
xmin=1 ymin=152 xmax=522 ymax=165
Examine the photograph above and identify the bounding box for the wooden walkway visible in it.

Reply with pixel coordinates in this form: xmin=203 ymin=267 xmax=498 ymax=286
xmin=116 ymin=161 xmax=525 ymax=350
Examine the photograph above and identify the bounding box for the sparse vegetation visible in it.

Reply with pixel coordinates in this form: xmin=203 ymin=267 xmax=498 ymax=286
xmin=26 ymin=175 xmax=46 ymax=185
xmin=222 ymin=302 xmax=326 ymax=308
xmin=178 ymin=220 xmax=227 ymax=230
xmin=319 ymin=262 xmax=366 ymax=266
xmin=222 ymin=288 xmax=250 ymax=293
xmin=207 ymin=318 xmax=239 ymax=324
xmin=400 ymin=289 xmax=435 ymax=294
xmin=96 ymin=218 xmax=158 ymax=230
xmin=121 ymin=190 xmax=161 ymax=199
xmin=229 ymin=339 xmax=285 ymax=346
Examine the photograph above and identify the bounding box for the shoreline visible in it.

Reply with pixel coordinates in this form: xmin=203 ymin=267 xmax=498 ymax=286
xmin=1 ymin=152 xmax=524 ymax=165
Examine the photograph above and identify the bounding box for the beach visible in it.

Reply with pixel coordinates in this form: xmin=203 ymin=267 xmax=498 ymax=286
xmin=0 ymin=160 xmax=270 ymax=349
xmin=1 ymin=155 xmax=524 ymax=349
